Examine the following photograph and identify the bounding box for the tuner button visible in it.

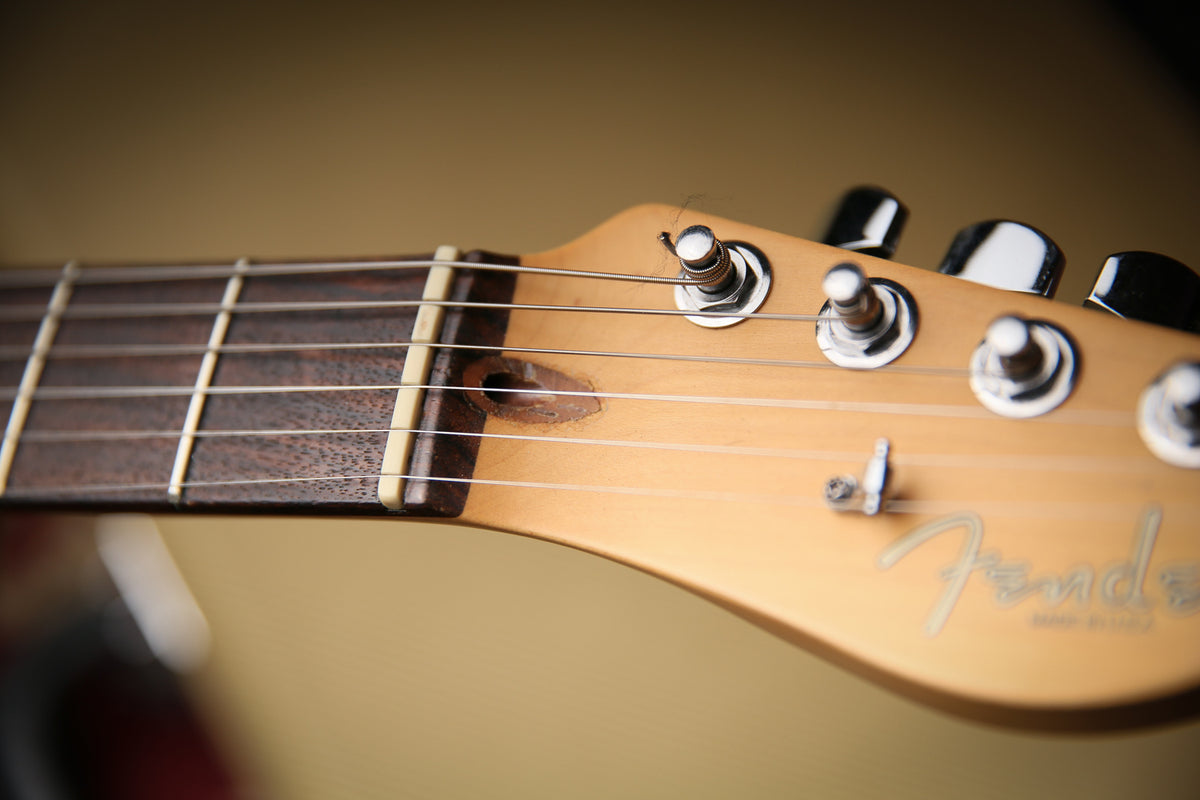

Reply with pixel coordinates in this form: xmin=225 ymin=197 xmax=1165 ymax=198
xmin=938 ymin=220 xmax=1065 ymax=298
xmin=1084 ymin=252 xmax=1200 ymax=334
xmin=821 ymin=186 xmax=908 ymax=259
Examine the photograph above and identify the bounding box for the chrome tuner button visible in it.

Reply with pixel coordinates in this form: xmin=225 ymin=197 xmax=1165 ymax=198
xmin=815 ymin=262 xmax=918 ymax=369
xmin=821 ymin=186 xmax=908 ymax=259
xmin=659 ymin=225 xmax=772 ymax=328
xmin=939 ymin=220 xmax=1065 ymax=298
xmin=1137 ymin=362 xmax=1200 ymax=468
xmin=1084 ymin=252 xmax=1200 ymax=334
xmin=969 ymin=315 xmax=1077 ymax=418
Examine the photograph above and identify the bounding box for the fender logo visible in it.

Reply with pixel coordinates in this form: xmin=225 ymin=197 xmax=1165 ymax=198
xmin=877 ymin=508 xmax=1200 ymax=637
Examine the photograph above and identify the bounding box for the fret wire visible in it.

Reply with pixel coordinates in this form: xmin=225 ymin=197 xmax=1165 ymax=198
xmin=167 ymin=258 xmax=248 ymax=503
xmin=0 ymin=340 xmax=970 ymax=379
xmin=13 ymin=424 xmax=1161 ymax=473
xmin=0 ymin=298 xmax=823 ymax=323
xmin=0 ymin=381 xmax=1133 ymax=427
xmin=0 ymin=261 xmax=79 ymax=495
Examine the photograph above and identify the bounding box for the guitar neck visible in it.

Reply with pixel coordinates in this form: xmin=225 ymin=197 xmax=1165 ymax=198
xmin=0 ymin=252 xmax=516 ymax=514
xmin=4 ymin=204 xmax=1200 ymax=727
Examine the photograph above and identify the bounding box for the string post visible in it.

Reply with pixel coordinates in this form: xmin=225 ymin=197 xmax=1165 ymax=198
xmin=815 ymin=262 xmax=918 ymax=369
xmin=662 ymin=225 xmax=773 ymax=329
xmin=968 ymin=314 xmax=1076 ymax=419
xmin=1137 ymin=361 xmax=1200 ymax=468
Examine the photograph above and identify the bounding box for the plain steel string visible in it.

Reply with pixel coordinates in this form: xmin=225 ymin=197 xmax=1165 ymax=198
xmin=1 ymin=470 xmax=1179 ymax=522
xmin=0 ymin=258 xmax=725 ymax=288
xmin=0 ymin=297 xmax=824 ymax=323
xmin=0 ymin=340 xmax=968 ymax=379
xmin=14 ymin=424 xmax=1159 ymax=474
xmin=0 ymin=381 xmax=1131 ymax=426
xmin=0 ymin=255 xmax=968 ymax=378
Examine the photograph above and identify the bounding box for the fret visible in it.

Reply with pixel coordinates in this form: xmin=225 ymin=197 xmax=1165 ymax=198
xmin=0 ymin=252 xmax=516 ymax=512
xmin=167 ymin=259 xmax=249 ymax=502
xmin=0 ymin=262 xmax=78 ymax=495
xmin=378 ymin=245 xmax=459 ymax=509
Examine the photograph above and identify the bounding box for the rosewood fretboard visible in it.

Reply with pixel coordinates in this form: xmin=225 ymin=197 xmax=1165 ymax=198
xmin=0 ymin=253 xmax=516 ymax=515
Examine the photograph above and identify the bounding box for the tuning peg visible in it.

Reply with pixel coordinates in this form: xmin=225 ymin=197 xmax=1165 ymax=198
xmin=1138 ymin=362 xmax=1200 ymax=468
xmin=1084 ymin=252 xmax=1200 ymax=334
xmin=815 ymin=262 xmax=918 ymax=369
xmin=937 ymin=220 xmax=1065 ymax=299
xmin=821 ymin=186 xmax=907 ymax=259
xmin=968 ymin=314 xmax=1077 ymax=418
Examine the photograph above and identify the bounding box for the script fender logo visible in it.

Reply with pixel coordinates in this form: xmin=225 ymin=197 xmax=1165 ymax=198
xmin=876 ymin=508 xmax=1200 ymax=637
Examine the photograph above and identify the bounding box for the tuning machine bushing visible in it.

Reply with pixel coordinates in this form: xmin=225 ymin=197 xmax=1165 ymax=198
xmin=969 ymin=315 xmax=1077 ymax=418
xmin=660 ymin=225 xmax=772 ymax=328
xmin=815 ymin=262 xmax=918 ymax=369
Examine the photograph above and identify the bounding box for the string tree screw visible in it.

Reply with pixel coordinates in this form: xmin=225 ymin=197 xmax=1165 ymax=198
xmin=815 ymin=262 xmax=918 ymax=369
xmin=659 ymin=224 xmax=772 ymax=328
xmin=824 ymin=438 xmax=894 ymax=516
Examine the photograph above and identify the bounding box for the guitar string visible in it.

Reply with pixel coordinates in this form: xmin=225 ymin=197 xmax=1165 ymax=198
xmin=0 ymin=381 xmax=1133 ymax=426
xmin=2 ymin=471 xmax=1184 ymax=521
xmin=0 ymin=256 xmax=975 ymax=387
xmin=0 ymin=340 xmax=972 ymax=380
xmin=0 ymin=258 xmax=714 ymax=288
xmin=0 ymin=259 xmax=1163 ymax=503
xmin=14 ymin=424 xmax=1160 ymax=474
xmin=0 ymin=297 xmax=823 ymax=323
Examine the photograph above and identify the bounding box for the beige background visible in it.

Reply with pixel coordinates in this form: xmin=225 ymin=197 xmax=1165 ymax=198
xmin=3 ymin=0 xmax=1200 ymax=797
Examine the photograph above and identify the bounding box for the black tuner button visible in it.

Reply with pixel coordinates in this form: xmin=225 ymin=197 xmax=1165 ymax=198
xmin=1084 ymin=252 xmax=1200 ymax=334
xmin=938 ymin=220 xmax=1065 ymax=299
xmin=821 ymin=186 xmax=907 ymax=259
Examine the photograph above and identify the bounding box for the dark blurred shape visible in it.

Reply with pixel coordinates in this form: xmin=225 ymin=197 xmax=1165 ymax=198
xmin=821 ymin=186 xmax=908 ymax=259
xmin=1 ymin=528 xmax=239 ymax=800
xmin=1107 ymin=0 xmax=1200 ymax=104
xmin=1085 ymin=251 xmax=1200 ymax=333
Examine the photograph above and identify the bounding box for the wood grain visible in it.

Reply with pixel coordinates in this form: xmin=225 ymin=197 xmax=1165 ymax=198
xmin=458 ymin=204 xmax=1200 ymax=727
xmin=0 ymin=255 xmax=516 ymax=514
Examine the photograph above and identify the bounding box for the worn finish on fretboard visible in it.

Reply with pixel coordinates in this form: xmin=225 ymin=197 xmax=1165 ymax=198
xmin=0 ymin=255 xmax=516 ymax=513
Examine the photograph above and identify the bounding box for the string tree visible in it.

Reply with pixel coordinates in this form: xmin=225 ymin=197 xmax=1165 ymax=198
xmin=814 ymin=262 xmax=918 ymax=369
xmin=659 ymin=225 xmax=772 ymax=328
xmin=823 ymin=438 xmax=894 ymax=516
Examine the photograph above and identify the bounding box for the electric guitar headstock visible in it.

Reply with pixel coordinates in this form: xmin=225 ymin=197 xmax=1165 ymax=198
xmin=458 ymin=197 xmax=1200 ymax=729
xmin=2 ymin=193 xmax=1198 ymax=729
